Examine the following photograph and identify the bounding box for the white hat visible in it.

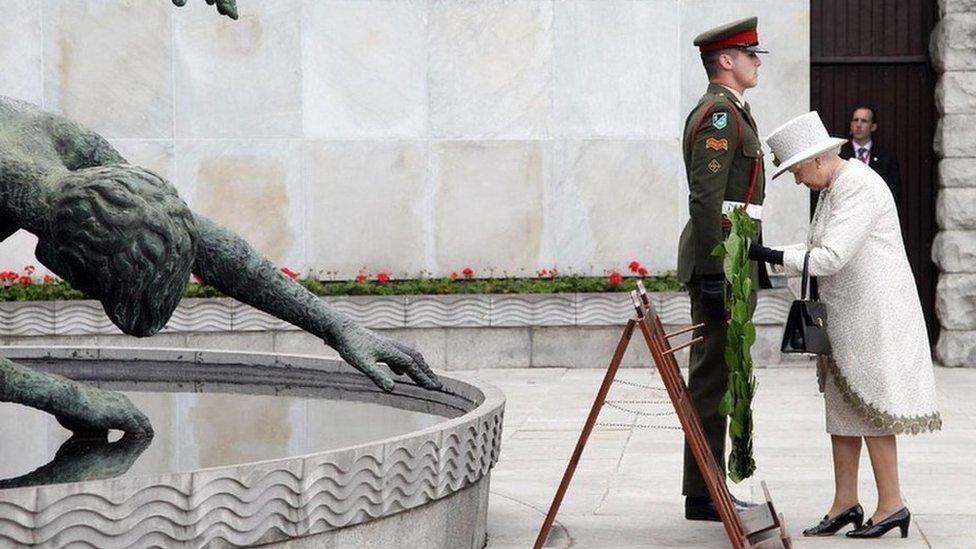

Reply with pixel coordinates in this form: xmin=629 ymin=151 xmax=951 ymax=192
xmin=765 ymin=111 xmax=847 ymax=179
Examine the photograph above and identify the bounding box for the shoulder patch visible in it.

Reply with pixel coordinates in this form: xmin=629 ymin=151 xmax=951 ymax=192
xmin=712 ymin=112 xmax=728 ymax=130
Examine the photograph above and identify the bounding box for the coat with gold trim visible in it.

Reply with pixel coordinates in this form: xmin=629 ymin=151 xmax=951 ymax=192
xmin=677 ymin=83 xmax=767 ymax=285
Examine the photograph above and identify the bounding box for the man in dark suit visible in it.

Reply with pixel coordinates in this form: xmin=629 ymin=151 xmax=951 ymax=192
xmin=811 ymin=106 xmax=900 ymax=217
xmin=839 ymin=105 xmax=900 ymax=200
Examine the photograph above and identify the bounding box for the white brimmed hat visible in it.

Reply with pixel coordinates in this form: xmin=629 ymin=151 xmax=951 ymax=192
xmin=765 ymin=111 xmax=847 ymax=179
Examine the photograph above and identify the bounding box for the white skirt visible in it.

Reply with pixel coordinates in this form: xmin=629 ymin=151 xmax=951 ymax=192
xmin=824 ymin=369 xmax=891 ymax=436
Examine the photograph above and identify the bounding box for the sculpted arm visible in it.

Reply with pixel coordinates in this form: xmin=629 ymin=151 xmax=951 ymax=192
xmin=191 ymin=215 xmax=441 ymax=392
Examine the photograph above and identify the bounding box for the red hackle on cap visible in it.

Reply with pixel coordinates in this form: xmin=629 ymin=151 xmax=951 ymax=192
xmin=699 ymin=29 xmax=759 ymax=52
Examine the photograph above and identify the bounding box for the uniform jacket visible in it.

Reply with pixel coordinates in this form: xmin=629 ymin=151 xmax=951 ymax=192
xmin=839 ymin=140 xmax=900 ymax=200
xmin=678 ymin=83 xmax=768 ymax=286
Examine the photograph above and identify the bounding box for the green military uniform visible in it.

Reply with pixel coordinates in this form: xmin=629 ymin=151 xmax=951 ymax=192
xmin=677 ymin=17 xmax=769 ymax=499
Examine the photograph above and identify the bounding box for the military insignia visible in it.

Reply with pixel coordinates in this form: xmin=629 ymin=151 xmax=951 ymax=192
xmin=705 ymin=137 xmax=728 ymax=151
xmin=712 ymin=112 xmax=728 ymax=130
xmin=708 ymin=159 xmax=721 ymax=173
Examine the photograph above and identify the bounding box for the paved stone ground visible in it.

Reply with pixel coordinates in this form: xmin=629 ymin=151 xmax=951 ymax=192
xmin=467 ymin=366 xmax=976 ymax=548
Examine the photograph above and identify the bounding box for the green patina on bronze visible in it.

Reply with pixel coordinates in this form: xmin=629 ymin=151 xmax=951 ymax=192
xmin=0 ymin=0 xmax=441 ymax=441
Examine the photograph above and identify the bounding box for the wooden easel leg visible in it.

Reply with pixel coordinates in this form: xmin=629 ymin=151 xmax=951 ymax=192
xmin=532 ymin=319 xmax=637 ymax=549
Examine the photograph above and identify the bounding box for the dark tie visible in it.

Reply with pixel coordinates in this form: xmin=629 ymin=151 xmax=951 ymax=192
xmin=857 ymin=147 xmax=869 ymax=164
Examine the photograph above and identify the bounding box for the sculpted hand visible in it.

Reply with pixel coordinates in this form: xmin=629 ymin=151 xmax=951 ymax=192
xmin=171 ymin=0 xmax=239 ymax=20
xmin=54 ymin=383 xmax=154 ymax=438
xmin=330 ymin=324 xmax=442 ymax=393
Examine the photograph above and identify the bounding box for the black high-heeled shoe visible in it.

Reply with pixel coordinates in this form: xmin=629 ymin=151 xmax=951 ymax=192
xmin=845 ymin=507 xmax=911 ymax=538
xmin=802 ymin=504 xmax=864 ymax=536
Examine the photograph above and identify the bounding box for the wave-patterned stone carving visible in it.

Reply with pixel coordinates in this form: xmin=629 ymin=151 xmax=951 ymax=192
xmin=406 ymin=296 xmax=490 ymax=327
xmin=0 ymin=302 xmax=54 ymax=336
xmin=1 ymin=290 xmax=792 ymax=338
xmin=491 ymin=295 xmax=574 ymax=327
xmin=165 ymin=299 xmax=233 ymax=332
xmin=575 ymin=293 xmax=634 ymax=325
xmin=754 ymin=292 xmax=793 ymax=325
xmin=325 ymin=297 xmax=406 ymax=329
xmin=54 ymin=300 xmax=119 ymax=335
xmin=0 ymin=349 xmax=504 ymax=548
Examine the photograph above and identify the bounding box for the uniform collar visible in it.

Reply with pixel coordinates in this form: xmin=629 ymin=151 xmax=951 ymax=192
xmin=708 ymin=83 xmax=747 ymax=109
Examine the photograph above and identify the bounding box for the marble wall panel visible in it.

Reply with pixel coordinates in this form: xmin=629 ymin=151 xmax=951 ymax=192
xmin=302 ymin=0 xmax=428 ymax=139
xmin=432 ymin=141 xmax=547 ymax=273
xmin=550 ymin=140 xmax=683 ymax=274
xmin=552 ymin=0 xmax=680 ymax=139
xmin=42 ymin=0 xmax=173 ymax=138
xmin=679 ymin=0 xmax=811 ymax=247
xmin=174 ymin=0 xmax=302 ymax=137
xmin=0 ymin=2 xmax=43 ymax=103
xmin=109 ymin=139 xmax=176 ymax=180
xmin=173 ymin=140 xmax=306 ymax=269
xmin=429 ymin=0 xmax=552 ymax=138
xmin=0 ymin=232 xmax=47 ymax=277
xmin=304 ymin=141 xmax=428 ymax=277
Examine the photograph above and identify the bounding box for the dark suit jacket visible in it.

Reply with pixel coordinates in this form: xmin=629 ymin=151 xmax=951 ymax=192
xmin=839 ymin=140 xmax=900 ymax=199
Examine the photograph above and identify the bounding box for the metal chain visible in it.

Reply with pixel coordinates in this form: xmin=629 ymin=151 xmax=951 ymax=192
xmin=603 ymin=400 xmax=675 ymax=417
xmin=611 ymin=378 xmax=668 ymax=392
xmin=595 ymin=421 xmax=682 ymax=431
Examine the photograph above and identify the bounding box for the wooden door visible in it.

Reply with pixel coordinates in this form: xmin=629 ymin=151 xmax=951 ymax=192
xmin=810 ymin=0 xmax=939 ymax=343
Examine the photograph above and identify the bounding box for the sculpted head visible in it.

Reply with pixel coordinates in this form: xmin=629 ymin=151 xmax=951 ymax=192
xmin=38 ymin=165 xmax=197 ymax=336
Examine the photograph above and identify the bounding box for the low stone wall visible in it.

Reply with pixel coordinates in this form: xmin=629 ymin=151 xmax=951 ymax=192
xmin=0 ymin=291 xmax=804 ymax=368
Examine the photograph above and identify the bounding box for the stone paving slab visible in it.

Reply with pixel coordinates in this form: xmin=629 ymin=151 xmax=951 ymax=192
xmin=473 ymin=367 xmax=976 ymax=548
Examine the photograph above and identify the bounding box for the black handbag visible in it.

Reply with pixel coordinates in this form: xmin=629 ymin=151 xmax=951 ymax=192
xmin=780 ymin=251 xmax=831 ymax=354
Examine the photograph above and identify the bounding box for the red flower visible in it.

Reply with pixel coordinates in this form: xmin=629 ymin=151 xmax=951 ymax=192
xmin=628 ymin=260 xmax=641 ymax=273
xmin=191 ymin=274 xmax=204 ymax=285
xmin=376 ymin=271 xmax=390 ymax=284
xmin=280 ymin=266 xmax=299 ymax=280
xmin=608 ymin=270 xmax=623 ymax=286
xmin=355 ymin=272 xmax=368 ymax=283
xmin=23 ymin=265 xmax=35 ymax=275
xmin=637 ymin=266 xmax=649 ymax=276
xmin=42 ymin=274 xmax=55 ymax=284
xmin=449 ymin=271 xmax=458 ymax=280
xmin=461 ymin=267 xmax=474 ymax=279
xmin=537 ymin=268 xmax=548 ymax=278
xmin=0 ymin=271 xmax=16 ymax=281
xmin=18 ymin=276 xmax=32 ymax=286
xmin=550 ymin=267 xmax=559 ymax=277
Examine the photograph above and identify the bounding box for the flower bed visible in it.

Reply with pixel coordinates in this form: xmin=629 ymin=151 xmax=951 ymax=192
xmin=0 ymin=262 xmax=684 ymax=302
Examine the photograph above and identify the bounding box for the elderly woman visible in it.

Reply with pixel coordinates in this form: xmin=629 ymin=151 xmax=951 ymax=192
xmin=749 ymin=112 xmax=941 ymax=539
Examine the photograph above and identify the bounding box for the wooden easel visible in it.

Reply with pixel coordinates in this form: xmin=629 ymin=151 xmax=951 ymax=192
xmin=533 ymin=281 xmax=791 ymax=549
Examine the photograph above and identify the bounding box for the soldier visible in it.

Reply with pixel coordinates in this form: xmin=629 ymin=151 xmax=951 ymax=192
xmin=677 ymin=16 xmax=770 ymax=521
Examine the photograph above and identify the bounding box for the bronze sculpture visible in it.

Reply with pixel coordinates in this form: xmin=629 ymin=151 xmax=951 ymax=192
xmin=0 ymin=0 xmax=441 ymax=438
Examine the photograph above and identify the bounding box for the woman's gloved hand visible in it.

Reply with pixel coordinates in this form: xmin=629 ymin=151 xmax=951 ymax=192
xmin=748 ymin=240 xmax=784 ymax=265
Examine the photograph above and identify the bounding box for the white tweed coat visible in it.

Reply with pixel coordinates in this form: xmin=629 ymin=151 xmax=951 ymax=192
xmin=776 ymin=159 xmax=940 ymax=434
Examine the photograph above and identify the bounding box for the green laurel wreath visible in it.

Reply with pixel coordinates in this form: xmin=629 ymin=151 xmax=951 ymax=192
xmin=711 ymin=207 xmax=758 ymax=483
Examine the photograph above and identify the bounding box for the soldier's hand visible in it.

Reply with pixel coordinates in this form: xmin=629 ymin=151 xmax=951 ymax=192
xmin=700 ymin=275 xmax=726 ymax=320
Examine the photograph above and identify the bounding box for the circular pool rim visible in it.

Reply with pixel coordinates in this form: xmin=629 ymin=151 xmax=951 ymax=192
xmin=0 ymin=346 xmax=505 ymax=548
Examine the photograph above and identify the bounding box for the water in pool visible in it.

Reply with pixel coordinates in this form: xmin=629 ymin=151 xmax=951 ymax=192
xmin=0 ymin=391 xmax=443 ymax=488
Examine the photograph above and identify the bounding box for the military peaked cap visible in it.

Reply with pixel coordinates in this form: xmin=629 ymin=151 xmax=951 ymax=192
xmin=694 ymin=16 xmax=768 ymax=54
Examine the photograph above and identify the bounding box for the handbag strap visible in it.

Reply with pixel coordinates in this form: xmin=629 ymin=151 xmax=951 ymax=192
xmin=800 ymin=251 xmax=811 ymax=300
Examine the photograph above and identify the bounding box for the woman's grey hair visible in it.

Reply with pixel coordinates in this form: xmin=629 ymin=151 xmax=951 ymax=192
xmin=40 ymin=165 xmax=197 ymax=336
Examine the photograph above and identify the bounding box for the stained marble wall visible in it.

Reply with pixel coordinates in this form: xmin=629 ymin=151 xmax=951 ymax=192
xmin=0 ymin=0 xmax=810 ymax=279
